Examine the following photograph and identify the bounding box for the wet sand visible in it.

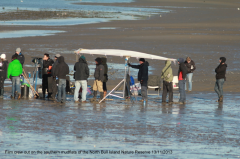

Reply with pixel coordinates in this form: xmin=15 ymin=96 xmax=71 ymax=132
xmin=1 ymin=92 xmax=240 ymax=158
xmin=1 ymin=0 xmax=240 ymax=92
xmin=1 ymin=0 xmax=240 ymax=158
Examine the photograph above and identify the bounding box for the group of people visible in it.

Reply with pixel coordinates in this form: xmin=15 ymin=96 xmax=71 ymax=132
xmin=129 ymin=56 xmax=226 ymax=104
xmin=40 ymin=54 xmax=109 ymax=103
xmin=0 ymin=48 xmax=24 ymax=99
xmin=159 ymin=56 xmax=226 ymax=104
xmin=0 ymin=48 xmax=227 ymax=104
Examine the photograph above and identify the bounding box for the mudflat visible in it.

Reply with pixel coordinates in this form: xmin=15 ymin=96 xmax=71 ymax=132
xmin=0 ymin=0 xmax=239 ymax=93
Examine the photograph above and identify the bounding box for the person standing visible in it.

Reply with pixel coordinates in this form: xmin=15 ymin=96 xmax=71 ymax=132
xmin=13 ymin=48 xmax=25 ymax=84
xmin=7 ymin=55 xmax=22 ymax=99
xmin=53 ymin=56 xmax=69 ymax=103
xmin=74 ymin=55 xmax=89 ymax=103
xmin=161 ymin=60 xmax=173 ymax=104
xmin=13 ymin=48 xmax=25 ymax=66
xmin=49 ymin=54 xmax=60 ymax=100
xmin=129 ymin=58 xmax=149 ymax=102
xmin=0 ymin=54 xmax=8 ymax=98
xmin=101 ymin=57 xmax=108 ymax=98
xmin=184 ymin=57 xmax=196 ymax=91
xmin=178 ymin=58 xmax=188 ymax=104
xmin=214 ymin=57 xmax=227 ymax=102
xmin=90 ymin=57 xmax=104 ymax=102
xmin=42 ymin=53 xmax=54 ymax=98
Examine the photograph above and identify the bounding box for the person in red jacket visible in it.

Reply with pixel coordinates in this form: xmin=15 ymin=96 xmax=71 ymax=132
xmin=178 ymin=58 xmax=188 ymax=104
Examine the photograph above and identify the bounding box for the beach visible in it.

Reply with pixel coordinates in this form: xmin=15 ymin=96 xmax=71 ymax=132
xmin=0 ymin=0 xmax=240 ymax=158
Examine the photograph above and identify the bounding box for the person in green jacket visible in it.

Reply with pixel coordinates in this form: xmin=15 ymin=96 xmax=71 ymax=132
xmin=7 ymin=55 xmax=23 ymax=99
xmin=161 ymin=60 xmax=173 ymax=104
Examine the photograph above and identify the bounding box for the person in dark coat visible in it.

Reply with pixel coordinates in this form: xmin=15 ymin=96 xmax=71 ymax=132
xmin=13 ymin=48 xmax=25 ymax=67
xmin=42 ymin=53 xmax=54 ymax=98
xmin=0 ymin=54 xmax=8 ymax=98
xmin=74 ymin=55 xmax=89 ymax=103
xmin=184 ymin=57 xmax=196 ymax=91
xmin=12 ymin=48 xmax=25 ymax=84
xmin=214 ymin=57 xmax=227 ymax=102
xmin=90 ymin=57 xmax=104 ymax=102
xmin=101 ymin=57 xmax=108 ymax=98
xmin=49 ymin=54 xmax=60 ymax=100
xmin=54 ymin=56 xmax=69 ymax=103
xmin=129 ymin=58 xmax=149 ymax=102
xmin=178 ymin=58 xmax=188 ymax=104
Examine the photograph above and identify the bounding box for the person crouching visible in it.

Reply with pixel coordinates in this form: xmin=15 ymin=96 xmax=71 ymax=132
xmin=90 ymin=57 xmax=104 ymax=102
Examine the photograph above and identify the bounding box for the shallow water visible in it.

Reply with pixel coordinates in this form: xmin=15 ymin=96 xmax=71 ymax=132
xmin=0 ymin=0 xmax=169 ymax=26
xmin=0 ymin=92 xmax=240 ymax=158
xmin=0 ymin=30 xmax=65 ymax=39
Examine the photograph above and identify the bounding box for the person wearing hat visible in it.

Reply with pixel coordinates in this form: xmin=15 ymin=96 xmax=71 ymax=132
xmin=177 ymin=58 xmax=188 ymax=104
xmin=90 ymin=57 xmax=104 ymax=102
xmin=13 ymin=48 xmax=25 ymax=67
xmin=215 ymin=57 xmax=227 ymax=102
xmin=13 ymin=48 xmax=25 ymax=84
xmin=42 ymin=53 xmax=54 ymax=98
xmin=74 ymin=55 xmax=89 ymax=103
xmin=7 ymin=55 xmax=22 ymax=100
xmin=49 ymin=54 xmax=61 ymax=100
xmin=128 ymin=58 xmax=149 ymax=102
xmin=0 ymin=54 xmax=8 ymax=98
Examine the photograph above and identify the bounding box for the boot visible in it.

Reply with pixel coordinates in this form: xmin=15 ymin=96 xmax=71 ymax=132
xmin=103 ymin=91 xmax=107 ymax=98
xmin=219 ymin=95 xmax=223 ymax=102
xmin=90 ymin=91 xmax=97 ymax=102
xmin=99 ymin=92 xmax=105 ymax=102
xmin=0 ymin=88 xmax=3 ymax=98
xmin=17 ymin=93 xmax=21 ymax=100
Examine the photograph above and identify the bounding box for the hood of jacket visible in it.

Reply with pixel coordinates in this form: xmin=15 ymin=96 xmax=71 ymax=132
xmin=142 ymin=61 xmax=149 ymax=67
xmin=95 ymin=57 xmax=102 ymax=65
xmin=58 ymin=56 xmax=64 ymax=63
xmin=101 ymin=57 xmax=107 ymax=65
xmin=79 ymin=57 xmax=87 ymax=63
xmin=220 ymin=57 xmax=226 ymax=64
xmin=178 ymin=58 xmax=185 ymax=64
xmin=162 ymin=60 xmax=171 ymax=71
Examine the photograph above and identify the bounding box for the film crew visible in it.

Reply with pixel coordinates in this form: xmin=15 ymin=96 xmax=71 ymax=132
xmin=214 ymin=57 xmax=227 ymax=102
xmin=42 ymin=53 xmax=54 ymax=98
xmin=53 ymin=56 xmax=69 ymax=103
xmin=0 ymin=54 xmax=8 ymax=98
xmin=74 ymin=55 xmax=89 ymax=103
xmin=49 ymin=54 xmax=61 ymax=100
xmin=101 ymin=57 xmax=108 ymax=99
xmin=90 ymin=57 xmax=105 ymax=102
xmin=128 ymin=58 xmax=149 ymax=102
xmin=7 ymin=55 xmax=22 ymax=100
xmin=161 ymin=60 xmax=173 ymax=104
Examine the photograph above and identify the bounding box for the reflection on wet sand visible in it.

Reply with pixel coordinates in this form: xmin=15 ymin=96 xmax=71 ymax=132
xmin=0 ymin=93 xmax=240 ymax=158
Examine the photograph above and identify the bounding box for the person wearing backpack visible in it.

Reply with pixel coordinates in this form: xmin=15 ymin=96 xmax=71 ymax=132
xmin=161 ymin=60 xmax=173 ymax=104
